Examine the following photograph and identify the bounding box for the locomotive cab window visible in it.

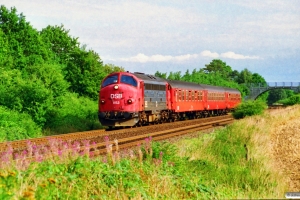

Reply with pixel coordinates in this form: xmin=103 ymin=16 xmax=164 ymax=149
xmin=121 ymin=75 xmax=137 ymax=87
xmin=102 ymin=74 xmax=118 ymax=88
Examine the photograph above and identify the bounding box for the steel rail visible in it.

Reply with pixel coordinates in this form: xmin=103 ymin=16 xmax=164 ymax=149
xmin=89 ymin=117 xmax=234 ymax=155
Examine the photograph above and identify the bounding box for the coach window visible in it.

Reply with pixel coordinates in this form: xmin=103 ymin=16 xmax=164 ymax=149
xmin=178 ymin=90 xmax=181 ymax=101
xmin=121 ymin=75 xmax=137 ymax=87
xmin=102 ymin=74 xmax=118 ymax=88
xmin=186 ymin=91 xmax=188 ymax=101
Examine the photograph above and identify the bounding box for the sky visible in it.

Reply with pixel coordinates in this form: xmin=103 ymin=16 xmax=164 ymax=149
xmin=2 ymin=0 xmax=300 ymax=82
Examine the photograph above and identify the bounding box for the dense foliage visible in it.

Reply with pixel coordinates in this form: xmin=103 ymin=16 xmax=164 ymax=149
xmin=0 ymin=106 xmax=41 ymax=142
xmin=277 ymin=93 xmax=300 ymax=106
xmin=0 ymin=5 xmax=123 ymax=140
xmin=267 ymin=89 xmax=295 ymax=105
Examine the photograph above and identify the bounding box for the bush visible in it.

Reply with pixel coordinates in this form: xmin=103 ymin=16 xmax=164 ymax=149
xmin=0 ymin=106 xmax=41 ymax=142
xmin=232 ymin=100 xmax=267 ymax=119
xmin=44 ymin=92 xmax=102 ymax=134
xmin=277 ymin=94 xmax=300 ymax=106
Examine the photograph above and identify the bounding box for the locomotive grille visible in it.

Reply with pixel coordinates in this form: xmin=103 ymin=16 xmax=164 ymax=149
xmin=145 ymin=83 xmax=165 ymax=91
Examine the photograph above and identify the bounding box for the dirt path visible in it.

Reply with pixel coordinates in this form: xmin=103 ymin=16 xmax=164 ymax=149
xmin=270 ymin=106 xmax=300 ymax=191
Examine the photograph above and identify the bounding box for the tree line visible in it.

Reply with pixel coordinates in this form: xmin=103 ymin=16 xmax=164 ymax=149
xmin=155 ymin=59 xmax=266 ymax=97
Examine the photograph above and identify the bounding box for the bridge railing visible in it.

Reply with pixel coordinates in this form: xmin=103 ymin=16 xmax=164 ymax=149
xmin=266 ymin=82 xmax=300 ymax=87
xmin=248 ymin=82 xmax=300 ymax=88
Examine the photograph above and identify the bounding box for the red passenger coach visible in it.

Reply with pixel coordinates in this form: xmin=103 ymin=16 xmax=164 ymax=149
xmin=167 ymin=80 xmax=241 ymax=119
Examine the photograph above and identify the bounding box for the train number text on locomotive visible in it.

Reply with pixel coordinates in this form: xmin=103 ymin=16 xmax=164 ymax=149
xmin=110 ymin=93 xmax=123 ymax=99
xmin=111 ymin=93 xmax=122 ymax=104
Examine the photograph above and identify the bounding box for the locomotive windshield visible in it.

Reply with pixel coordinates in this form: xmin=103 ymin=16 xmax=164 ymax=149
xmin=102 ymin=74 xmax=118 ymax=88
xmin=121 ymin=75 xmax=137 ymax=87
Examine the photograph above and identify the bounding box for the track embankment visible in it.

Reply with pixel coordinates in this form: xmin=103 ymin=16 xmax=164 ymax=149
xmin=0 ymin=115 xmax=233 ymax=158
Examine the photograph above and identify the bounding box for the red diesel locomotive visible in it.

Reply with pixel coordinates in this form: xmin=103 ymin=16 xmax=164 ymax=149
xmin=98 ymin=71 xmax=241 ymax=127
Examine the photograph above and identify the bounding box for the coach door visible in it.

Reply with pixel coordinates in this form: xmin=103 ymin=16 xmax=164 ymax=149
xmin=225 ymin=92 xmax=229 ymax=108
xmin=203 ymin=90 xmax=208 ymax=109
xmin=139 ymin=81 xmax=144 ymax=110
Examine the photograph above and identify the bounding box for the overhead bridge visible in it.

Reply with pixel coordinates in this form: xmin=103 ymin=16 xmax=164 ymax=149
xmin=246 ymin=82 xmax=300 ymax=100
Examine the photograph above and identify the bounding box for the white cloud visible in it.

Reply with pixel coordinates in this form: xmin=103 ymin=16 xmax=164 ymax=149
xmin=121 ymin=53 xmax=151 ymax=63
xmin=120 ymin=51 xmax=259 ymax=63
xmin=120 ymin=53 xmax=198 ymax=63
xmin=220 ymin=52 xmax=260 ymax=60
xmin=200 ymin=50 xmax=219 ymax=58
xmin=200 ymin=50 xmax=260 ymax=60
xmin=174 ymin=54 xmax=198 ymax=61
xmin=150 ymin=54 xmax=173 ymax=62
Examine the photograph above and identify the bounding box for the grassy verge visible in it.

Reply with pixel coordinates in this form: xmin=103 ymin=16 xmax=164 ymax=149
xmin=2 ymin=106 xmax=298 ymax=199
xmin=174 ymin=107 xmax=296 ymax=198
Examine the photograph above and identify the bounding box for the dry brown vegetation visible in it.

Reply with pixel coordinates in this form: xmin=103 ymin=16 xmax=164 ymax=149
xmin=269 ymin=106 xmax=300 ymax=192
xmin=235 ymin=105 xmax=300 ymax=195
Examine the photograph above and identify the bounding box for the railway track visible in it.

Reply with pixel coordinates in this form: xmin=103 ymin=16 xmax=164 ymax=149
xmin=0 ymin=115 xmax=234 ymax=159
xmin=92 ymin=115 xmax=233 ymax=156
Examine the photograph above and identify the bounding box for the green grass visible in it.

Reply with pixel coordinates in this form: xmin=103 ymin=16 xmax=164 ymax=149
xmin=175 ymin=120 xmax=283 ymax=199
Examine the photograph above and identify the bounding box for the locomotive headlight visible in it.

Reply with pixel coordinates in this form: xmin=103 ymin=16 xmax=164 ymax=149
xmin=101 ymin=100 xmax=105 ymax=104
xmin=127 ymin=99 xmax=132 ymax=104
xmin=114 ymin=85 xmax=119 ymax=90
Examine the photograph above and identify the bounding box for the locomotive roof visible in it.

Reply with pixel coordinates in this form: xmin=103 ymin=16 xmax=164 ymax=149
xmin=132 ymin=72 xmax=167 ymax=84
